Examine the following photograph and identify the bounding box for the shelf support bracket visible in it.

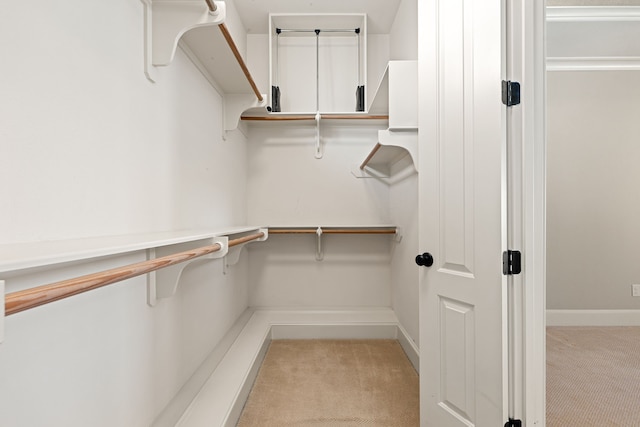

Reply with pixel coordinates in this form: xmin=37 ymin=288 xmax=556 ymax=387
xmin=223 ymin=228 xmax=269 ymax=274
xmin=224 ymin=95 xmax=268 ymax=133
xmin=394 ymin=227 xmax=403 ymax=243
xmin=315 ymin=227 xmax=324 ymax=261
xmin=141 ymin=0 xmax=226 ymax=82
xmin=1 ymin=280 xmax=4 ymax=343
xmin=147 ymin=237 xmax=228 ymax=306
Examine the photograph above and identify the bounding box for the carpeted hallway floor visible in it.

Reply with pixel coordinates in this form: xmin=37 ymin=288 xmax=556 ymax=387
xmin=237 ymin=339 xmax=419 ymax=426
xmin=547 ymin=326 xmax=640 ymax=426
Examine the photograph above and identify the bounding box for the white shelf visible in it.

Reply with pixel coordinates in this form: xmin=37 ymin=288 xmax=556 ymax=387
xmin=141 ymin=1 xmax=266 ymax=131
xmin=0 ymin=227 xmax=264 ymax=274
xmin=354 ymin=61 xmax=418 ymax=182
xmin=240 ymin=111 xmax=389 ymax=126
xmin=353 ymin=129 xmax=418 ymax=182
xmin=368 ymin=64 xmax=389 ymax=115
xmin=368 ymin=61 xmax=418 ymax=128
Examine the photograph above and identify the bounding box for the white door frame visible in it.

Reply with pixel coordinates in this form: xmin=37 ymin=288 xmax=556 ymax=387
xmin=518 ymin=0 xmax=546 ymax=425
xmin=416 ymin=0 xmax=546 ymax=423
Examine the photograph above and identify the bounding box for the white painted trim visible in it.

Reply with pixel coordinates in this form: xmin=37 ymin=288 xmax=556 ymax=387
xmin=546 ymin=6 xmax=640 ymax=22
xmin=547 ymin=309 xmax=640 ymax=326
xmin=523 ymin=1 xmax=547 ymax=426
xmin=151 ymin=308 xmax=255 ymax=427
xmin=396 ymin=323 xmax=419 ymax=373
xmin=175 ymin=308 xmax=417 ymax=427
xmin=547 ymin=57 xmax=640 ymax=72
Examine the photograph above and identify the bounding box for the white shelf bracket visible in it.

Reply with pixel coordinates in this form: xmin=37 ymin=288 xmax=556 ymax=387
xmin=315 ymin=227 xmax=324 ymax=261
xmin=1 ymin=280 xmax=4 ymax=343
xmin=224 ymin=95 xmax=267 ymax=133
xmin=141 ymin=0 xmax=226 ymax=82
xmin=147 ymin=237 xmax=228 ymax=306
xmin=394 ymin=227 xmax=403 ymax=243
xmin=223 ymin=228 xmax=269 ymax=274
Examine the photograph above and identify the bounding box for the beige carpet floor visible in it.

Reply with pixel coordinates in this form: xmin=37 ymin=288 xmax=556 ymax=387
xmin=547 ymin=326 xmax=640 ymax=426
xmin=236 ymin=339 xmax=419 ymax=426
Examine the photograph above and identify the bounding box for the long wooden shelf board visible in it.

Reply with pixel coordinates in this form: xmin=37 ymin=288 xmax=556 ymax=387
xmin=0 ymin=227 xmax=265 ymax=274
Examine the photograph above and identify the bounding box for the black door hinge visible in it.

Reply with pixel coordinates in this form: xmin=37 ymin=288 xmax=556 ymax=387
xmin=502 ymin=250 xmax=522 ymax=275
xmin=502 ymin=80 xmax=520 ymax=106
xmin=504 ymin=419 xmax=522 ymax=427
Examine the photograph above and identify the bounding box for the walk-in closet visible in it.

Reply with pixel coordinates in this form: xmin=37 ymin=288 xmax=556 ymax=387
xmin=1 ymin=0 xmax=555 ymax=425
xmin=1 ymin=0 xmax=420 ymax=425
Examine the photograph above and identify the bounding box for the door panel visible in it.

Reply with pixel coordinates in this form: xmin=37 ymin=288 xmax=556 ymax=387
xmin=439 ymin=297 xmax=475 ymax=424
xmin=418 ymin=0 xmax=505 ymax=425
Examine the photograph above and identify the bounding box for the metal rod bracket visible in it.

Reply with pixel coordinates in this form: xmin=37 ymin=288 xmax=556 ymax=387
xmin=314 ymin=112 xmax=322 ymax=159
xmin=316 ymin=227 xmax=324 ymax=261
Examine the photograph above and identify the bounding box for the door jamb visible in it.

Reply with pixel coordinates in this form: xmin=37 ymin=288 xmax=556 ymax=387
xmin=520 ymin=0 xmax=547 ymax=425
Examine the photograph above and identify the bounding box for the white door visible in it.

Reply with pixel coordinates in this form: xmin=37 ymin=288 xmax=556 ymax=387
xmin=418 ymin=0 xmax=506 ymax=426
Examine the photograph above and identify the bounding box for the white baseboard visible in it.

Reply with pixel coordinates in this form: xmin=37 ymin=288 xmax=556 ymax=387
xmin=396 ymin=323 xmax=419 ymax=372
xmin=175 ymin=308 xmax=419 ymax=427
xmin=547 ymin=309 xmax=640 ymax=326
xmin=151 ymin=308 xmax=255 ymax=427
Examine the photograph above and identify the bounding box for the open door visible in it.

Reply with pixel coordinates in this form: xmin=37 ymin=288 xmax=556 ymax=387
xmin=418 ymin=0 xmax=507 ymax=425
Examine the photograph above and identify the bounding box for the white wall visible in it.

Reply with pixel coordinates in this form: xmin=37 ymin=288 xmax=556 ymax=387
xmin=387 ymin=1 xmax=419 ymax=344
xmin=246 ymin=123 xmax=393 ymax=308
xmin=390 ymin=172 xmax=419 ymax=345
xmin=244 ymin=10 xmax=419 ymax=341
xmin=0 ymin=0 xmax=249 ymax=425
xmin=389 ymin=0 xmax=417 ymax=60
xmin=547 ymin=70 xmax=640 ymax=310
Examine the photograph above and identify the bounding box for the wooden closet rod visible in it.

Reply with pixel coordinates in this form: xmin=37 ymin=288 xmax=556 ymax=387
xmin=4 ymin=232 xmax=265 ymax=316
xmin=241 ymin=114 xmax=389 ymax=121
xmin=218 ymin=23 xmax=264 ymax=102
xmin=276 ymin=28 xmax=360 ymax=34
xmin=204 ymin=0 xmax=217 ymax=13
xmin=360 ymin=143 xmax=382 ymax=170
xmin=268 ymin=228 xmax=396 ymax=235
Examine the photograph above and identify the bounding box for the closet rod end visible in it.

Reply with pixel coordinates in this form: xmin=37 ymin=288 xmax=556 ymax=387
xmin=205 ymin=0 xmax=220 ymax=15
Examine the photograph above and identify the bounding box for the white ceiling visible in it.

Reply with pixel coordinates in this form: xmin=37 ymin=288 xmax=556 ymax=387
xmin=231 ymin=0 xmax=403 ymax=34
